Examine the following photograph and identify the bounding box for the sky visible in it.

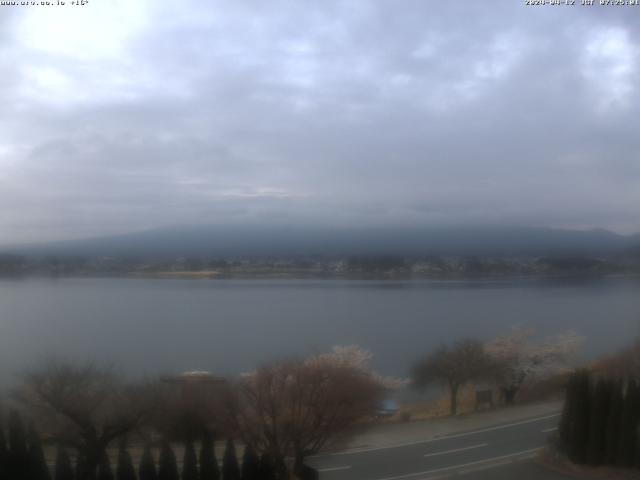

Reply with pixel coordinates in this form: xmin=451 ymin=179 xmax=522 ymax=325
xmin=1 ymin=0 xmax=639 ymax=245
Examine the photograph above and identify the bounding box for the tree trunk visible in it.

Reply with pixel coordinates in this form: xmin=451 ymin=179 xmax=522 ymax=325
xmin=294 ymin=452 xmax=318 ymax=480
xmin=450 ymin=383 xmax=459 ymax=416
xmin=502 ymin=386 xmax=518 ymax=406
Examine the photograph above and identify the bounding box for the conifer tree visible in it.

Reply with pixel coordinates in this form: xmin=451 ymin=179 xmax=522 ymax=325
xmin=630 ymin=380 xmax=640 ymax=465
xmin=182 ymin=440 xmax=199 ymax=480
xmin=568 ymin=370 xmax=590 ymax=464
xmin=0 ymin=423 xmax=8 ymax=480
xmin=605 ymin=379 xmax=624 ymax=465
xmin=139 ymin=444 xmax=157 ymax=480
xmin=631 ymin=381 xmax=640 ymax=466
xmin=618 ymin=380 xmax=639 ymax=468
xmin=8 ymin=410 xmax=29 ymax=480
xmin=636 ymin=424 xmax=640 ymax=470
xmin=28 ymin=425 xmax=52 ymax=480
xmin=199 ymin=432 xmax=219 ymax=480
xmin=116 ymin=444 xmax=136 ymax=480
xmin=157 ymin=441 xmax=179 ymax=480
xmin=274 ymin=455 xmax=287 ymax=480
xmin=221 ymin=440 xmax=240 ymax=480
xmin=634 ymin=385 xmax=640 ymax=469
xmin=240 ymin=444 xmax=260 ymax=480
xmin=75 ymin=451 xmax=88 ymax=480
xmin=54 ymin=446 xmax=74 ymax=480
xmin=559 ymin=372 xmax=578 ymax=453
xmin=257 ymin=453 xmax=276 ymax=480
xmin=98 ymin=450 xmax=114 ymax=480
xmin=586 ymin=378 xmax=611 ymax=466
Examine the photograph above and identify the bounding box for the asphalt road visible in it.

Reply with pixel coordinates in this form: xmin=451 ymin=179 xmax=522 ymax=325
xmin=308 ymin=413 xmax=574 ymax=480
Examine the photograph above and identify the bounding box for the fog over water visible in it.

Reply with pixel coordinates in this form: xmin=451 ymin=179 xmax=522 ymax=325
xmin=1 ymin=276 xmax=638 ymax=383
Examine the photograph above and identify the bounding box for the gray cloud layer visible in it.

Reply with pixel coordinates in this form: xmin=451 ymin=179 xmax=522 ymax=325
xmin=1 ymin=0 xmax=639 ymax=244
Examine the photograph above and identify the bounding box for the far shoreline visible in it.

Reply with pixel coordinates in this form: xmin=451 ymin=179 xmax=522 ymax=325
xmin=3 ymin=271 xmax=640 ymax=282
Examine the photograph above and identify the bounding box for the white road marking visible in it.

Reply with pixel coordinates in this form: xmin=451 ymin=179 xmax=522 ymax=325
xmin=373 ymin=447 xmax=542 ymax=480
xmin=542 ymin=427 xmax=558 ymax=433
xmin=423 ymin=443 xmax=488 ymax=458
xmin=325 ymin=412 xmax=560 ymax=456
xmin=318 ymin=465 xmax=352 ymax=472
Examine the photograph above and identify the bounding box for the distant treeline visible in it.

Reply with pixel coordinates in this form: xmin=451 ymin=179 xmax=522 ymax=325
xmin=1 ymin=252 xmax=639 ymax=277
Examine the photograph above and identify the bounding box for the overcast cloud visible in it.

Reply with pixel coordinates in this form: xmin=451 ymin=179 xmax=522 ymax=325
xmin=1 ymin=0 xmax=639 ymax=244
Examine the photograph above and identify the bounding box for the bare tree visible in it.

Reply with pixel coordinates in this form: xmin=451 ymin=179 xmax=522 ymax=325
xmin=486 ymin=327 xmax=584 ymax=404
xmin=412 ymin=339 xmax=493 ymax=415
xmin=15 ymin=361 xmax=155 ymax=480
xmin=148 ymin=373 xmax=227 ymax=442
xmin=227 ymin=346 xmax=387 ymax=474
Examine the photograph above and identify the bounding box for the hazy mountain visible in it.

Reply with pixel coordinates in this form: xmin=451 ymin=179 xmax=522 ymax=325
xmin=8 ymin=225 xmax=640 ymax=259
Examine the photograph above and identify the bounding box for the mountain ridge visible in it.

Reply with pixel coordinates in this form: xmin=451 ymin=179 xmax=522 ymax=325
xmin=6 ymin=224 xmax=640 ymax=258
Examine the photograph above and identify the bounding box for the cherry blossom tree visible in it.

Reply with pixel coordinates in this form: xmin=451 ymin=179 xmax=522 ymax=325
xmin=303 ymin=345 xmax=407 ymax=390
xmin=227 ymin=345 xmax=392 ymax=474
xmin=485 ymin=327 xmax=584 ymax=405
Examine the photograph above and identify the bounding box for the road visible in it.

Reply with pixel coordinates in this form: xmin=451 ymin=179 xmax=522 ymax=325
xmin=308 ymin=412 xmax=575 ymax=480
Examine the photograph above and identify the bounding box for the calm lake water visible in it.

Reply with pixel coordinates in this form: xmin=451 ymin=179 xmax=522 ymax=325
xmin=0 ymin=276 xmax=639 ymax=383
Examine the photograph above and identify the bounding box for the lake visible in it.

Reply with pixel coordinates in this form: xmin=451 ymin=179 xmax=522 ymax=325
xmin=0 ymin=276 xmax=639 ymax=383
